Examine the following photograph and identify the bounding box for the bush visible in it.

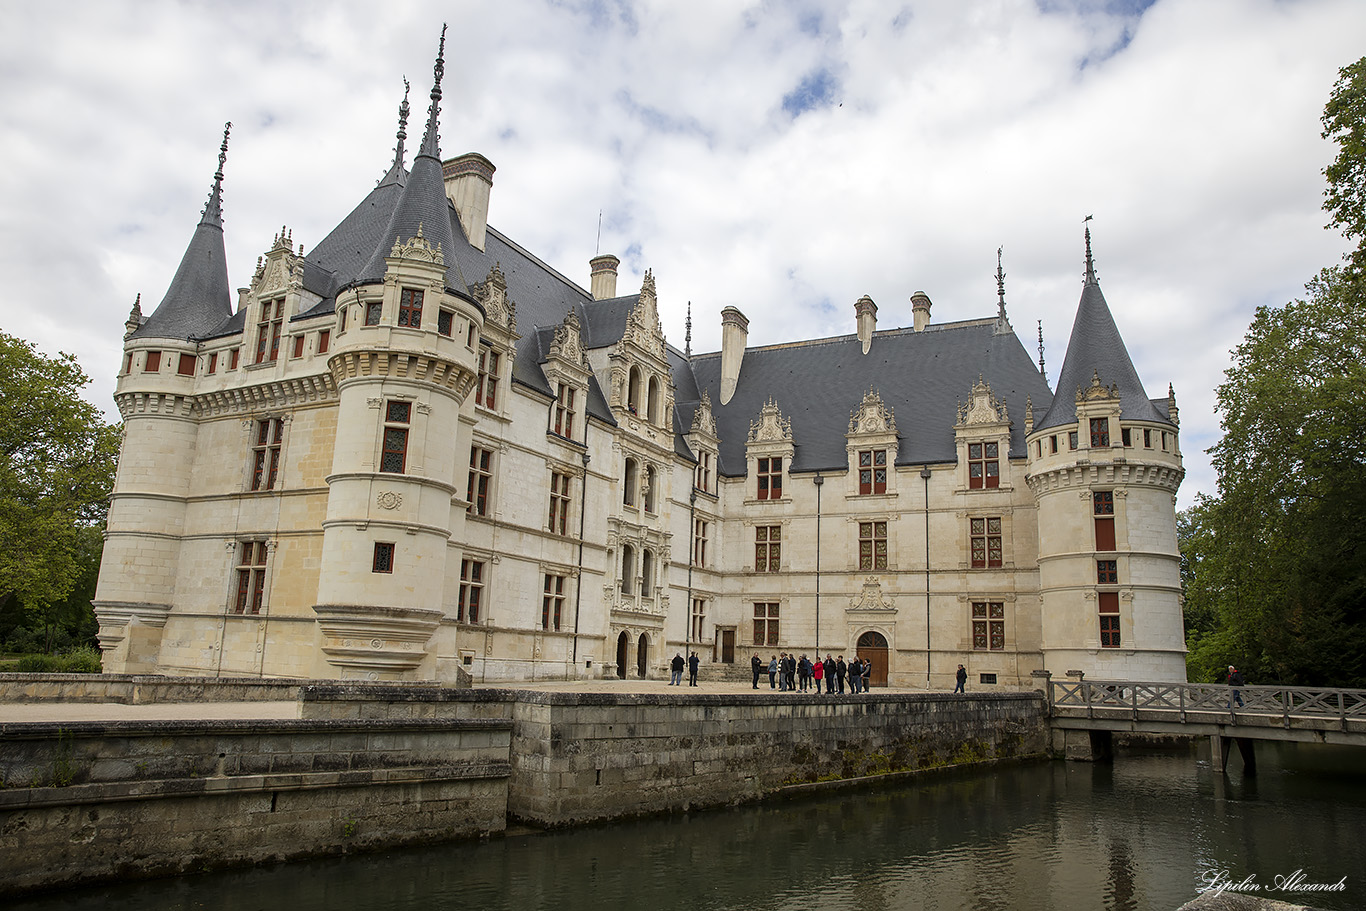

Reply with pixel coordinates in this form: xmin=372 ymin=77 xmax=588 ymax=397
xmin=13 ymin=647 xmax=102 ymax=674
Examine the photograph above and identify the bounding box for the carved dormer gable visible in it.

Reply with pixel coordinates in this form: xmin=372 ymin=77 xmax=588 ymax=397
xmin=848 ymin=387 xmax=897 ymax=436
xmin=547 ymin=307 xmax=590 ymax=374
xmin=387 ymin=222 xmax=444 ymax=269
xmin=472 ymin=262 xmax=518 ymax=337
xmin=252 ymin=226 xmax=300 ymax=298
xmin=690 ymin=389 xmax=718 ymax=441
xmin=1076 ymin=369 xmax=1120 ymax=405
xmin=748 ymin=397 xmax=793 ymax=445
xmin=956 ymin=376 xmax=1010 ymax=428
xmin=621 ymin=269 xmax=666 ymax=361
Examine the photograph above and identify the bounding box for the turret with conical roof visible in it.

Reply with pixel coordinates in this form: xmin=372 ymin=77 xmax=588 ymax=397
xmin=1026 ymin=220 xmax=1186 ymax=686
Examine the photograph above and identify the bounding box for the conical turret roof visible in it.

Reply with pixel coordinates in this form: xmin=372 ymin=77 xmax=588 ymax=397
xmin=354 ymin=27 xmax=467 ymax=295
xmin=1035 ymin=226 xmax=1170 ymax=431
xmin=134 ymin=123 xmax=235 ymax=340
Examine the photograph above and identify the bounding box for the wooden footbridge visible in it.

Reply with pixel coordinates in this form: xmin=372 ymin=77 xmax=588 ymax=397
xmin=1044 ymin=679 xmax=1366 ymax=772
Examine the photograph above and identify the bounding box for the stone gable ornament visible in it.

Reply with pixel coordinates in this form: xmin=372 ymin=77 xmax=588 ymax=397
xmin=388 ymin=222 xmax=444 ymax=266
xmin=848 ymin=387 xmax=897 ymax=436
xmin=549 ymin=307 xmax=589 ymax=368
xmin=847 ymin=576 xmax=895 ymax=612
xmin=621 ymin=269 xmax=666 ymax=360
xmin=956 ymin=376 xmax=1009 ymax=426
xmin=473 ymin=262 xmax=517 ymax=333
xmin=748 ymin=397 xmax=792 ymax=444
xmin=691 ymin=389 xmax=718 ymax=438
xmin=1076 ymin=369 xmax=1119 ymax=404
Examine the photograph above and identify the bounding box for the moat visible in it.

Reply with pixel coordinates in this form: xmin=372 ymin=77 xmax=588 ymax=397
xmin=13 ymin=740 xmax=1365 ymax=911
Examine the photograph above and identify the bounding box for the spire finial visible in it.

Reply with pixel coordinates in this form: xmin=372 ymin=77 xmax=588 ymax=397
xmin=995 ymin=245 xmax=1008 ymax=324
xmin=1083 ymin=214 xmax=1097 ymax=285
xmin=201 ymin=121 xmax=232 ymax=227
xmin=393 ymin=78 xmax=411 ymax=172
xmin=1037 ymin=318 xmax=1047 ymax=382
xmin=685 ymin=301 xmax=692 ymax=358
xmin=418 ymin=25 xmax=447 ymax=160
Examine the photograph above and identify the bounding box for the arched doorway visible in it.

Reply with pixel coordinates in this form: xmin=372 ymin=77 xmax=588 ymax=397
xmin=616 ymin=631 xmax=629 ymax=679
xmin=856 ymin=631 xmax=889 ymax=687
xmin=637 ymin=632 xmax=650 ymax=678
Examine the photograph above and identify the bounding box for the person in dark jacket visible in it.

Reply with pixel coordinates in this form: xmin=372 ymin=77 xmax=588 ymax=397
xmin=688 ymin=651 xmax=700 ymax=687
xmin=835 ymin=656 xmax=847 ymax=694
xmin=848 ymin=658 xmax=862 ymax=694
xmin=751 ymin=654 xmax=763 ymax=689
xmin=670 ymin=653 xmax=684 ymax=686
xmin=955 ymin=664 xmax=967 ymax=694
xmin=1227 ymin=665 xmax=1244 ymax=707
xmin=823 ymin=656 xmax=836 ymax=693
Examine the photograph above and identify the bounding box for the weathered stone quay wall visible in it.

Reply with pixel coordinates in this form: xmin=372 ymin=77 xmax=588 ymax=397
xmin=301 ymin=686 xmax=1050 ymax=827
xmin=0 ymin=717 xmax=511 ymax=896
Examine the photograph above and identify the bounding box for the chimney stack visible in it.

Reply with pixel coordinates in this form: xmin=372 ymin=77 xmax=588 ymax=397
xmin=719 ymin=306 xmax=749 ymax=405
xmin=911 ymin=291 xmax=932 ymax=332
xmin=855 ymin=295 xmax=877 ymax=354
xmin=590 ymin=254 xmax=620 ymax=300
xmin=443 ymin=153 xmax=496 ymax=252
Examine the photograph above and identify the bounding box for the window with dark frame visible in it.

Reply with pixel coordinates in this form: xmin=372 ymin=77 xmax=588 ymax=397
xmin=1050 ymin=435 xmax=1058 ymax=454
xmin=970 ymin=517 xmax=1003 ymax=569
xmin=755 ymin=525 xmax=781 ymax=572
xmin=318 ymin=329 xmax=330 ymax=354
xmin=177 ymin=353 xmax=196 ymax=376
xmin=230 ymin=348 xmax=240 ymax=369
xmin=1121 ymin=427 xmax=1131 ymax=447
xmin=691 ymin=598 xmax=706 ymax=643
xmin=476 ymin=348 xmax=500 ymax=409
xmin=1093 ymin=490 xmax=1116 ymax=552
xmin=695 ymin=450 xmax=712 ymax=493
xmin=972 ymin=601 xmax=1005 ymax=650
xmin=467 ymin=446 xmax=493 ymax=516
xmin=207 ymin=352 xmax=218 ymax=374
xmin=1068 ymin=430 xmax=1079 ymax=450
xmin=548 ymin=471 xmax=571 ymax=535
xmin=233 ymin=541 xmax=268 ymax=615
xmin=1144 ymin=429 xmax=1152 ymax=447
xmin=858 ymin=521 xmax=888 ymax=570
xmin=380 ymin=401 xmax=411 ymax=473
xmin=858 ymin=449 xmax=888 ymax=494
xmin=364 ymin=299 xmax=382 ymax=326
xmin=397 ymin=288 xmax=423 ymax=328
xmin=372 ymin=542 xmax=395 ymax=573
xmin=1090 ymin=417 xmax=1110 ymax=448
xmin=255 ymin=300 xmax=283 ymax=363
xmin=1097 ymin=559 xmax=1118 ymax=584
xmin=145 ymin=351 xmax=161 ymax=372
xmin=1099 ymin=591 xmax=1121 ymax=647
xmin=250 ymin=418 xmax=284 ymax=491
xmin=640 ymin=549 xmax=653 ymax=597
xmin=542 ymin=574 xmax=565 ymax=631
xmin=753 ymin=602 xmax=779 ymax=647
xmin=968 ymin=441 xmax=999 ymax=489
xmin=458 ymin=559 xmax=484 ymax=622
xmin=291 ymin=335 xmax=305 ymax=358
xmin=757 ymin=457 xmax=782 ymax=500
xmin=553 ymin=382 xmax=575 ymax=437
xmin=438 ymin=309 xmax=454 ymax=337
xmin=693 ymin=518 xmax=708 ymax=567
xmin=623 ymin=458 xmax=638 ymax=506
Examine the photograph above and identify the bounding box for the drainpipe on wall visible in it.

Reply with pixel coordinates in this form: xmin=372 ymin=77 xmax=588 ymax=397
xmin=921 ymin=466 xmax=932 ymax=688
xmin=687 ymin=487 xmax=696 ymax=654
xmin=572 ymin=450 xmax=591 ymax=668
xmin=814 ymin=473 xmax=823 ymax=655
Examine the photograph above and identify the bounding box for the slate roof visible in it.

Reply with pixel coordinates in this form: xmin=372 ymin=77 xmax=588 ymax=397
xmin=1034 ymin=277 xmax=1171 ymax=431
xmin=685 ymin=320 xmax=1055 ymax=477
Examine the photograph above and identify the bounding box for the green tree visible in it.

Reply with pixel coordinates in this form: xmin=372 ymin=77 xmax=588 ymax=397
xmin=1323 ymin=56 xmax=1366 ymax=271
xmin=0 ymin=333 xmax=120 ymax=635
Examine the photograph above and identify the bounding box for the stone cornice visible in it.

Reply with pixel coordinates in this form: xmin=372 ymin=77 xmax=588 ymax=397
xmin=1026 ymin=461 xmax=1184 ymax=496
xmin=193 ymin=372 xmax=339 ymax=418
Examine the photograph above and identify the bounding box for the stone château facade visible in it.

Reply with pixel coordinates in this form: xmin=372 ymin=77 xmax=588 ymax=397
xmin=93 ymin=36 xmax=1187 ymax=688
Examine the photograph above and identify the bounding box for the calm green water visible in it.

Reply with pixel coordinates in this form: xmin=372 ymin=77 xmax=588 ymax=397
xmin=15 ymin=741 xmax=1366 ymax=911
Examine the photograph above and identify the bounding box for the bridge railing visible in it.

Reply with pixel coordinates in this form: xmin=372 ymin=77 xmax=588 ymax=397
xmin=1047 ymin=679 xmax=1366 ymax=729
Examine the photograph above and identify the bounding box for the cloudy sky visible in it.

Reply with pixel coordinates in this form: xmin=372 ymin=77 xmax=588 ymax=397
xmin=1 ymin=0 xmax=1360 ymax=507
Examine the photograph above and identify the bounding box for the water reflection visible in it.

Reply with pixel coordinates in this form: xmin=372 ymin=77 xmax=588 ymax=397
xmin=14 ymin=742 xmax=1366 ymax=911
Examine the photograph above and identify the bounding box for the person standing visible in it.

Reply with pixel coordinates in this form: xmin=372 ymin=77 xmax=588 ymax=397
xmin=835 ymin=656 xmax=847 ymax=694
xmin=784 ymin=653 xmax=797 ymax=692
xmin=777 ymin=652 xmax=788 ymax=691
xmin=1227 ymin=665 xmax=1245 ymax=708
xmin=798 ymin=655 xmax=811 ymax=691
xmin=862 ymin=658 xmax=873 ymax=692
xmin=954 ymin=664 xmax=967 ymax=694
xmin=751 ymin=654 xmax=763 ymax=689
xmin=823 ymin=655 xmax=836 ymax=693
xmin=670 ymin=653 xmax=684 ymax=686
xmin=848 ymin=658 xmax=862 ymax=694
xmin=688 ymin=651 xmax=700 ymax=687
xmin=768 ymin=656 xmax=778 ymax=689
xmin=812 ymin=655 xmax=824 ymax=693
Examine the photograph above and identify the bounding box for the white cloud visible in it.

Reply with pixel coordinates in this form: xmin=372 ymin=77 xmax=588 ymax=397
xmin=0 ymin=0 xmax=1359 ymax=509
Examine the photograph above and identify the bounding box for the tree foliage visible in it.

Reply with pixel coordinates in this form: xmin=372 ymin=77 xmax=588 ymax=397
xmin=0 ymin=332 xmax=120 ymax=617
xmin=1323 ymin=56 xmax=1366 ymax=271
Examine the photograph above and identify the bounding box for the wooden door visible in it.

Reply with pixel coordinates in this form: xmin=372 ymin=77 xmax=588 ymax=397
xmin=720 ymin=629 xmax=736 ymax=664
xmin=856 ymin=631 xmax=890 ymax=687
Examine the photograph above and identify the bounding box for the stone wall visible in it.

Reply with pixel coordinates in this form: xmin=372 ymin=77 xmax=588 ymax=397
xmin=0 ymin=717 xmax=511 ymax=897
xmin=0 ymin=672 xmax=468 ymax=704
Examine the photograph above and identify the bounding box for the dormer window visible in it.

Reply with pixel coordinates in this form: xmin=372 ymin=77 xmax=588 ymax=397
xmin=968 ymin=442 xmax=999 ymax=490
xmin=858 ymin=450 xmax=887 ymax=494
xmin=255 ymin=300 xmax=283 ymax=363
xmin=398 ymin=288 xmax=423 ymax=328
xmin=553 ymin=383 xmax=576 ymax=438
xmin=1090 ymin=418 xmax=1110 ymax=448
xmin=757 ymin=457 xmax=782 ymax=500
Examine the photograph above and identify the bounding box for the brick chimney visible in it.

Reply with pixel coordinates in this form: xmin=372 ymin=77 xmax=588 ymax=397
xmin=443 ymin=153 xmax=496 ymax=252
xmin=590 ymin=254 xmax=620 ymax=300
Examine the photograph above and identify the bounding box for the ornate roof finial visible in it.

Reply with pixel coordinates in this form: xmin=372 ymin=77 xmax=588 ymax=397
xmin=685 ymin=300 xmax=692 ymax=359
xmin=1083 ymin=214 xmax=1097 ymax=285
xmin=994 ymin=246 xmax=1011 ymax=334
xmin=393 ymin=77 xmax=410 ymax=172
xmin=200 ymin=121 xmax=231 ymax=228
xmin=418 ymin=25 xmax=447 ymax=160
xmin=1037 ymin=319 xmax=1046 ymax=382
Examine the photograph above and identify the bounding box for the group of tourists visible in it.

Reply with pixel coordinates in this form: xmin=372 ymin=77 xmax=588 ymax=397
xmin=751 ymin=653 xmax=873 ymax=693
xmin=670 ymin=652 xmax=700 ymax=687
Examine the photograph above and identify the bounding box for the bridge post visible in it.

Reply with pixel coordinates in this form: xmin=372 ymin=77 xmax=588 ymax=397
xmin=1210 ymin=734 xmax=1227 ymax=772
xmin=1235 ymin=738 xmax=1257 ymax=776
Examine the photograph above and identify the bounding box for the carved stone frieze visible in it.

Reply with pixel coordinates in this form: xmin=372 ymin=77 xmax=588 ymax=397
xmin=847 ymin=577 xmax=896 ymax=613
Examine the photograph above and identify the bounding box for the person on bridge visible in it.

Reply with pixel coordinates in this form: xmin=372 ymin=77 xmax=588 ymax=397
xmin=1227 ymin=666 xmax=1245 ymax=707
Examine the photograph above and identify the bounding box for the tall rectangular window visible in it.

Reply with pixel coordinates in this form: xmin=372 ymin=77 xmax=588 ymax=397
xmin=968 ymin=442 xmax=999 ymax=489
xmin=318 ymin=329 xmax=330 ymax=354
xmin=364 ymin=299 xmax=382 ymax=326
xmin=177 ymin=353 xmax=196 ymax=376
xmin=459 ymin=559 xmax=484 ymax=623
xmin=289 ymin=335 xmax=303 ymax=358
xmin=145 ymin=351 xmax=161 ymax=372
xmin=553 ymin=383 xmax=575 ymax=437
xmin=438 ymin=309 xmax=454 ymax=337
xmin=207 ymin=352 xmax=218 ymax=374
xmin=476 ymin=348 xmax=500 ymax=408
xmin=1144 ymin=429 xmax=1152 ymax=448
xmin=1099 ymin=591 xmax=1121 ymax=648
xmin=372 ymin=542 xmax=395 ymax=573
xmin=397 ymin=288 xmax=423 ymax=328
xmin=1068 ymin=431 xmax=1078 ymax=450
xmin=542 ymin=574 xmax=565 ymax=631
xmin=380 ymin=401 xmax=411 ymax=473
xmin=859 ymin=521 xmax=888 ymax=570
xmin=859 ymin=449 xmax=888 ymax=494
xmin=693 ymin=518 xmax=708 ymax=567
xmin=753 ymin=602 xmax=779 ymax=647
xmin=250 ymin=418 xmax=284 ymax=491
xmin=1050 ymin=435 xmax=1058 ymax=454
xmin=1097 ymin=559 xmax=1118 ymax=584
xmin=229 ymin=348 xmax=240 ymax=370
xmin=467 ymin=446 xmax=493 ymax=516
xmin=755 ymin=525 xmax=781 ymax=572
xmin=233 ymin=541 xmax=268 ymax=615
xmin=1121 ymin=427 xmax=1131 ymax=447
xmin=1090 ymin=418 xmax=1110 ymax=448
xmin=1093 ymin=491 xmax=1116 ymax=552
xmin=972 ymin=601 xmax=1005 ymax=650
xmin=695 ymin=451 xmax=712 ymax=493
xmin=255 ymin=300 xmax=283 ymax=363
xmin=548 ymin=471 xmax=571 ymax=535
xmin=757 ymin=457 xmax=782 ymax=500
xmin=691 ymin=598 xmax=706 ymax=643
xmin=970 ymin=517 xmax=1003 ymax=569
